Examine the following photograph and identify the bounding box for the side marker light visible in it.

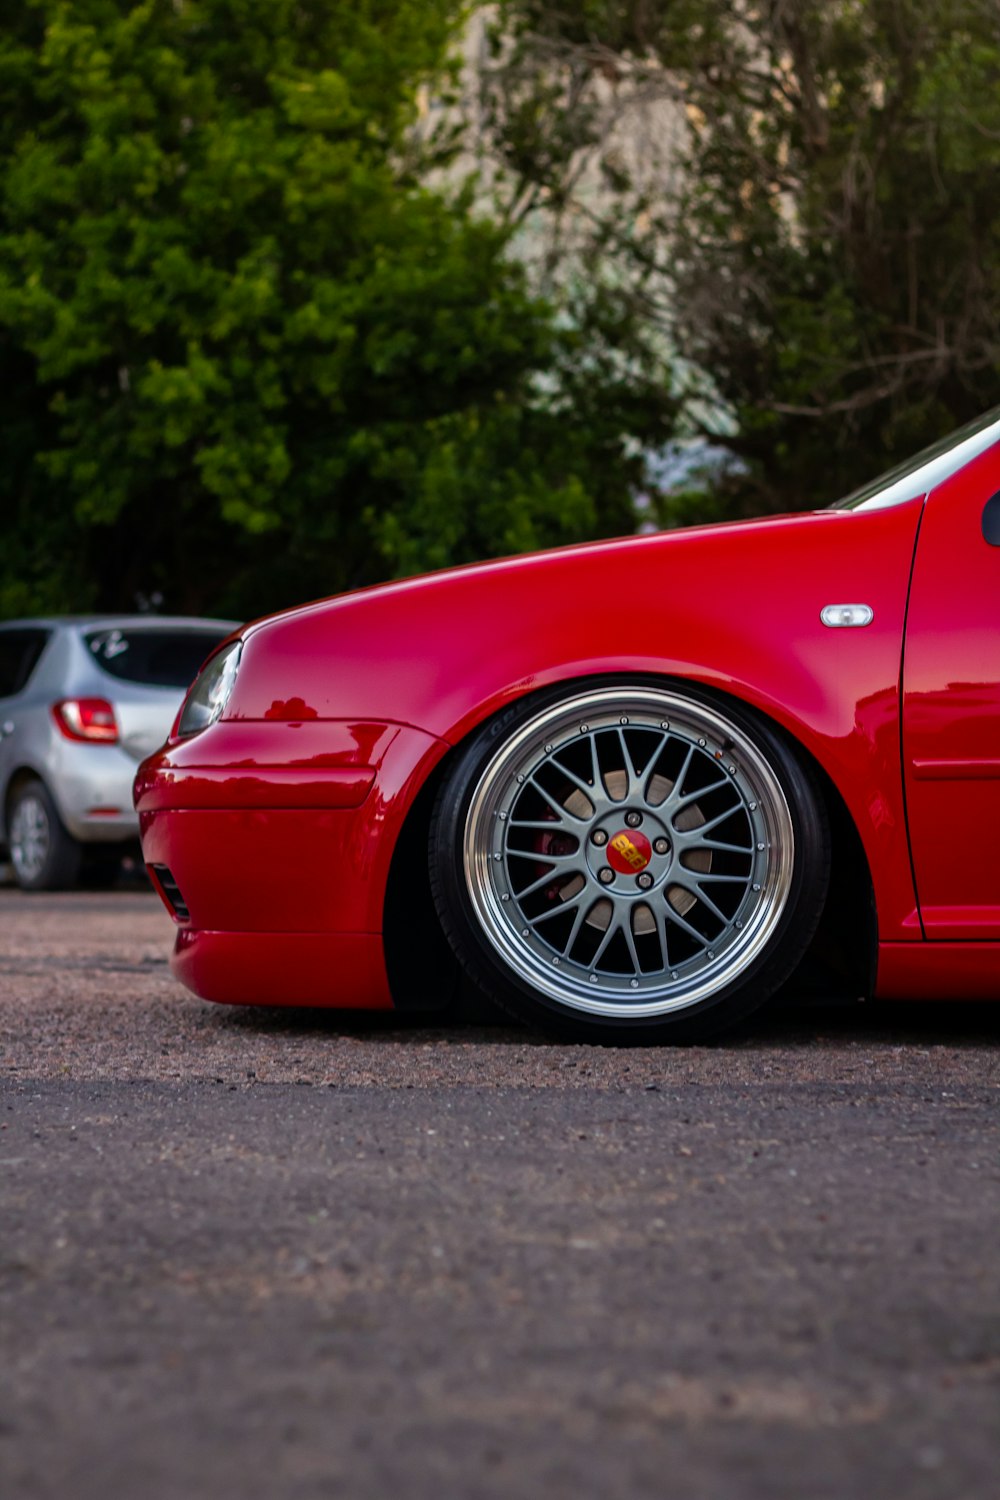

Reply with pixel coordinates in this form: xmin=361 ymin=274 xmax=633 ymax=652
xmin=820 ymin=604 xmax=874 ymax=628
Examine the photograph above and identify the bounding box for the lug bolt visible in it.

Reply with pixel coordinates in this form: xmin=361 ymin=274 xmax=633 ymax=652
xmin=624 ymin=810 xmax=642 ymax=828
xmin=591 ymin=829 xmax=608 ymax=846
xmin=636 ymin=872 xmax=653 ymax=890
xmin=599 ymin=867 xmax=615 ymax=885
xmin=653 ymin=837 xmax=669 ymax=856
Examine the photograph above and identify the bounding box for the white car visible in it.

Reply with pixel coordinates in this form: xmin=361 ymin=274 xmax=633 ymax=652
xmin=0 ymin=616 xmax=237 ymax=889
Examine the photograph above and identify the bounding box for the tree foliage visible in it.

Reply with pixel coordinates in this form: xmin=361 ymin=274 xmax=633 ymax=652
xmin=483 ymin=0 xmax=1000 ymax=516
xmin=0 ymin=0 xmax=676 ymax=619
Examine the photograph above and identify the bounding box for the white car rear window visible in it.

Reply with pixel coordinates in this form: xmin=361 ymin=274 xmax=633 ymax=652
xmin=86 ymin=628 xmax=230 ymax=689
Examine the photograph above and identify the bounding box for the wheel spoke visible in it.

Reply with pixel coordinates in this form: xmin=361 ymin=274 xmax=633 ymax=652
xmin=700 ymin=838 xmax=754 ymax=855
xmin=670 ymin=875 xmax=731 ymax=927
xmin=527 ymin=891 xmax=586 ymax=930
xmin=513 ymin=864 xmax=583 ymax=901
xmin=674 ymin=804 xmax=743 ymax=841
xmin=585 ymin=733 xmax=604 ymax=798
xmin=546 ymin=754 xmax=602 ymax=811
xmin=530 ymin=777 xmax=590 ymax=823
xmin=670 ymin=777 xmax=732 ymax=813
xmin=642 ymin=731 xmax=671 ymax=801
xmin=506 ymin=847 xmax=580 ymax=864
xmin=621 ymin=916 xmax=643 ymax=976
xmin=669 ymin=743 xmax=696 ymax=801
xmin=642 ymin=912 xmax=667 ymax=973
xmin=616 ymin=729 xmax=643 ymax=800
xmin=565 ymin=900 xmax=596 ymax=955
xmin=663 ymin=903 xmax=711 ymax=946
xmin=656 ymin=912 xmax=672 ymax=970
xmin=592 ymin=735 xmax=620 ymax=803
xmin=542 ymin=897 xmax=598 ymax=960
xmin=588 ymin=912 xmax=623 ymax=969
xmin=510 ymin=816 xmax=578 ymax=832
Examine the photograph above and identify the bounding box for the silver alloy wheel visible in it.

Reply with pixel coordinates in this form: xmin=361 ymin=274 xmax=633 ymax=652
xmin=462 ymin=687 xmax=795 ymax=1019
xmin=10 ymin=792 xmax=51 ymax=885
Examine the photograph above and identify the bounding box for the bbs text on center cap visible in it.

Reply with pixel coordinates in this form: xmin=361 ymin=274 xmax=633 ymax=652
xmin=606 ymin=829 xmax=652 ymax=875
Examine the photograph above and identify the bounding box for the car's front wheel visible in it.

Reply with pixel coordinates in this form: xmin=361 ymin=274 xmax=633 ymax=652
xmin=7 ymin=778 xmax=83 ymax=892
xmin=430 ymin=681 xmax=830 ymax=1043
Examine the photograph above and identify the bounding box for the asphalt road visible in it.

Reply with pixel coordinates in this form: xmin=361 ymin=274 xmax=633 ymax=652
xmin=1 ymin=890 xmax=999 ymax=1500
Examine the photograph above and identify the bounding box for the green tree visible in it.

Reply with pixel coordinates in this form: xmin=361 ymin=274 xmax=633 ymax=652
xmin=0 ymin=0 xmax=676 ymax=619
xmin=483 ymin=0 xmax=1000 ymax=517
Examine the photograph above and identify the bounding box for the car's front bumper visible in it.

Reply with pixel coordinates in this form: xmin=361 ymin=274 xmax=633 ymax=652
xmin=135 ymin=719 xmax=448 ymax=1008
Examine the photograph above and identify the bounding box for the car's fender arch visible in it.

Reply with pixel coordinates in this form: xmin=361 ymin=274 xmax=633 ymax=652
xmin=384 ymin=669 xmax=878 ymax=1010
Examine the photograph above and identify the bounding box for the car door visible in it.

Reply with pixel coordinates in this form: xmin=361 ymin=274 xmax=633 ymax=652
xmin=902 ymin=441 xmax=1000 ymax=938
xmin=0 ymin=628 xmax=53 ymax=834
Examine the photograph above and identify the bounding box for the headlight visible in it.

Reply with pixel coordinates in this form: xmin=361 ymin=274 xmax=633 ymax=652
xmin=177 ymin=641 xmax=242 ymax=738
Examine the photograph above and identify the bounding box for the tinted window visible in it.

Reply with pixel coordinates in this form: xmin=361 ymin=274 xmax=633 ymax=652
xmin=0 ymin=629 xmax=51 ymax=697
xmin=85 ymin=628 xmax=231 ymax=688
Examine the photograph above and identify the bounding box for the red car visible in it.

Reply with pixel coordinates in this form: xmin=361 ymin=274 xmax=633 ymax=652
xmin=135 ymin=410 xmax=1000 ymax=1042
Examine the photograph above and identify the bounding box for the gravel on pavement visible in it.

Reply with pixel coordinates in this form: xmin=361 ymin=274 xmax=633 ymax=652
xmin=1 ymin=889 xmax=999 ymax=1500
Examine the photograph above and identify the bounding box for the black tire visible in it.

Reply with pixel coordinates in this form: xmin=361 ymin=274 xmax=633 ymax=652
xmin=429 ymin=679 xmax=830 ymax=1044
xmin=7 ymin=778 xmax=83 ymax=892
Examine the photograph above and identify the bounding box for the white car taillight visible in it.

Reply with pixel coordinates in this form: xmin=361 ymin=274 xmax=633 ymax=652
xmin=52 ymin=698 xmax=120 ymax=743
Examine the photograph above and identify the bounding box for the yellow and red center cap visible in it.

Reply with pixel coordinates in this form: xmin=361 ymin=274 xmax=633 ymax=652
xmin=607 ymin=829 xmax=653 ymax=875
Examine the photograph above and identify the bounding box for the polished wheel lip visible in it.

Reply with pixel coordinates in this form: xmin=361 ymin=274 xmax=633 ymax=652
xmin=462 ymin=687 xmax=795 ymax=1019
xmin=9 ymin=793 xmax=51 ymax=884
